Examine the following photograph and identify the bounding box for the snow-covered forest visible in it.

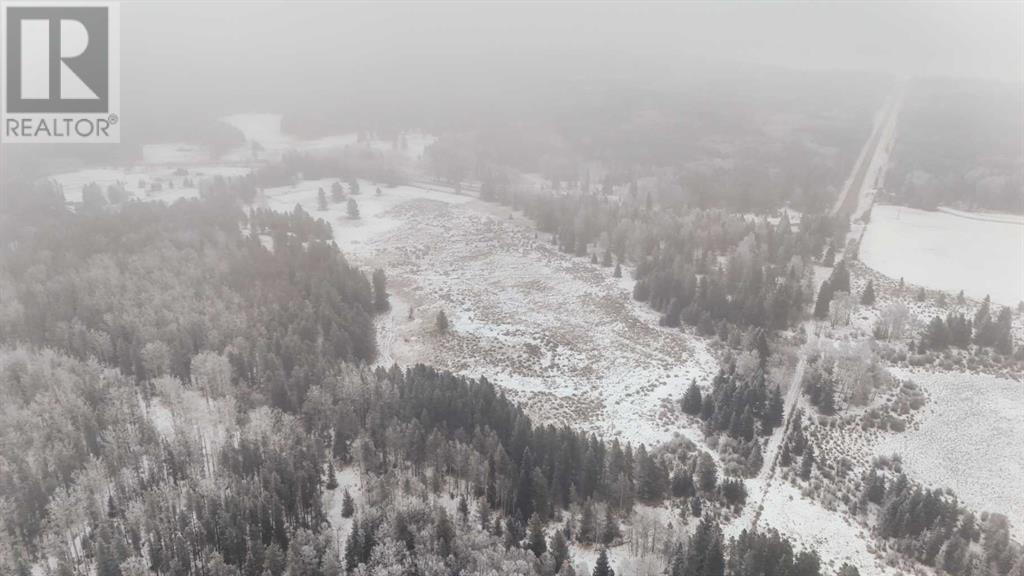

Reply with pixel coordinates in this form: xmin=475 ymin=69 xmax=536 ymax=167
xmin=1 ymin=4 xmax=1022 ymax=576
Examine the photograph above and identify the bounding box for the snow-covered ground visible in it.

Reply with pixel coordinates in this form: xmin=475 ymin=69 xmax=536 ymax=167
xmin=860 ymin=204 xmax=1024 ymax=306
xmin=48 ymin=165 xmax=251 ymax=204
xmin=260 ymin=180 xmax=718 ymax=449
xmin=874 ymin=367 xmax=1024 ymax=541
xmin=751 ymin=482 xmax=898 ymax=576
xmin=221 ymin=113 xmax=356 ymax=161
xmin=221 ymin=113 xmax=435 ymax=162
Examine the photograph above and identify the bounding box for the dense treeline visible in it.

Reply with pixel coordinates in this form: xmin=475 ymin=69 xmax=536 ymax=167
xmin=481 ymin=182 xmax=834 ymax=336
xmin=0 ymin=346 xmax=846 ymax=576
xmin=0 ymin=186 xmax=377 ymax=412
xmin=779 ymin=411 xmax=1024 ymax=576
xmin=918 ymin=296 xmax=1016 ymax=356
xmin=682 ymin=360 xmax=784 ymax=477
xmin=422 ymin=69 xmax=883 ymax=214
xmin=861 ymin=460 xmax=1023 ymax=576
xmin=886 ymin=79 xmax=1023 ymax=213
xmin=328 ymin=363 xmax=667 ymax=520
xmin=0 ymin=347 xmax=333 ymax=576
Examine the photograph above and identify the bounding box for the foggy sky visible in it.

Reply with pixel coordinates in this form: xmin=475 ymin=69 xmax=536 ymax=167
xmin=125 ymin=1 xmax=1022 ymax=86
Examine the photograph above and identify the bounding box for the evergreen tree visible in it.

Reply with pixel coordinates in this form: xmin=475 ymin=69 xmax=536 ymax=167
xmin=837 ymin=563 xmax=861 ymax=576
xmin=814 ymin=280 xmax=833 ymax=319
xmin=592 ymin=548 xmax=615 ymax=576
xmin=799 ymin=445 xmax=815 ymax=480
xmin=974 ymin=295 xmax=993 ymax=346
xmin=818 ymin=377 xmax=835 ymax=415
xmin=994 ymin=306 xmax=1014 ymax=354
xmin=457 ymin=494 xmax=470 ymax=524
xmin=685 ymin=515 xmax=724 ymax=576
xmin=747 ymin=443 xmax=764 ymax=475
xmin=527 ymin=513 xmax=547 ymax=557
xmin=690 ymin=496 xmax=703 ymax=518
xmin=751 ymin=327 xmax=770 ymax=365
xmin=925 ymin=316 xmax=950 ymax=350
xmin=780 ymin=442 xmax=792 ymax=467
xmin=326 ymin=464 xmax=338 ymax=490
xmin=347 ymin=197 xmax=360 ymax=219
xmin=434 ymin=508 xmax=456 ymax=558
xmin=860 ymin=280 xmax=876 ymax=305
xmin=829 ymin=260 xmax=850 ymax=293
xmin=551 ymin=530 xmax=570 ymax=572
xmin=601 ymin=507 xmax=621 ymax=545
xmin=579 ymin=500 xmax=597 ymax=544
xmin=669 ymin=542 xmax=686 ymax=576
xmin=761 ymin=386 xmax=784 ymax=434
xmin=265 ymin=543 xmax=285 ymax=576
xmin=106 ymin=494 xmax=119 ymax=518
xmin=504 ymin=516 xmax=524 ymax=549
xmin=516 ymin=450 xmax=535 ymax=520
xmin=95 ymin=523 xmax=123 ymax=576
xmin=436 ymin=310 xmax=449 ymax=334
xmin=344 ymin=522 xmax=362 ymax=571
xmin=477 ymin=497 xmax=492 ymax=532
xmin=682 ymin=380 xmax=703 ymax=415
xmin=372 ymin=268 xmax=390 ymax=313
xmin=82 ymin=182 xmax=108 ymax=213
xmin=697 ymin=453 xmax=717 ymax=492
xmin=341 ymin=489 xmax=355 ymax=518
xmin=613 ymin=263 xmax=622 ymax=278
xmin=793 ymin=550 xmax=821 ymax=576
xmin=318 ymin=188 xmax=328 ymax=211
xmin=671 ymin=469 xmax=695 ymax=498
xmin=705 ymin=536 xmax=726 ymax=576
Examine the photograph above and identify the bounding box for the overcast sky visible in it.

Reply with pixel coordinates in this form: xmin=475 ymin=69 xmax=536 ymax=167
xmin=125 ymin=1 xmax=1023 ymax=85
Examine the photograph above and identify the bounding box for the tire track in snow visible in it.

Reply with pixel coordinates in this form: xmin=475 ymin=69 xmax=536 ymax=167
xmin=750 ymin=350 xmax=807 ymax=530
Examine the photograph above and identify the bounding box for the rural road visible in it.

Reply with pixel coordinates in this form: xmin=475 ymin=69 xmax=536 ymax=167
xmin=830 ymin=87 xmax=904 ymax=220
xmin=748 ymin=86 xmax=904 ymax=531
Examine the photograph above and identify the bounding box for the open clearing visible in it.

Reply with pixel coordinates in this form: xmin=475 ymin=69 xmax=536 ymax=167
xmin=261 ymin=180 xmax=718 ymax=448
xmin=750 ymin=481 xmax=899 ymax=576
xmin=874 ymin=367 xmax=1024 ymax=540
xmin=860 ymin=204 xmax=1024 ymax=306
xmin=221 ymin=113 xmax=435 ymax=162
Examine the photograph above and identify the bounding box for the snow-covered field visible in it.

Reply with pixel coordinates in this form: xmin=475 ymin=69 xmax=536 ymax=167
xmin=260 ymin=180 xmax=718 ymax=448
xmin=48 ymin=165 xmax=252 ymax=204
xmin=860 ymin=204 xmax=1024 ymax=306
xmin=221 ymin=113 xmax=435 ymax=162
xmin=221 ymin=113 xmax=357 ymax=161
xmin=874 ymin=367 xmax=1024 ymax=540
xmin=751 ymin=482 xmax=898 ymax=576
